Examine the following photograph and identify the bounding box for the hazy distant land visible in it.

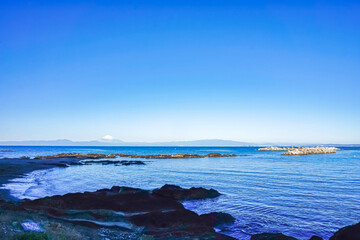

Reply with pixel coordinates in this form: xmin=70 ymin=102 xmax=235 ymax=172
xmin=0 ymin=139 xmax=358 ymax=147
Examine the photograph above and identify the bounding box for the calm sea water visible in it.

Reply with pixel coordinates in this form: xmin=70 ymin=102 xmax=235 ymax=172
xmin=1 ymin=146 xmax=360 ymax=240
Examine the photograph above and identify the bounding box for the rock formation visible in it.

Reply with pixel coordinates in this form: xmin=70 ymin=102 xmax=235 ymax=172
xmin=251 ymin=232 xmax=298 ymax=240
xmin=309 ymin=236 xmax=323 ymax=240
xmin=152 ymin=184 xmax=221 ymax=200
xmin=329 ymin=221 xmax=360 ymax=240
xmin=199 ymin=212 xmax=236 ymax=227
xmin=4 ymin=185 xmax=235 ymax=239
xmin=33 ymin=152 xmax=237 ymax=160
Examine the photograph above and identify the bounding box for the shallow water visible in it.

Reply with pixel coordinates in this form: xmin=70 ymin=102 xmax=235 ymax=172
xmin=1 ymin=146 xmax=360 ymax=239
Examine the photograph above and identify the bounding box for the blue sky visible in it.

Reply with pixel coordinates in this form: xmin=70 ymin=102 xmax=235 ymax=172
xmin=1 ymin=0 xmax=359 ymax=143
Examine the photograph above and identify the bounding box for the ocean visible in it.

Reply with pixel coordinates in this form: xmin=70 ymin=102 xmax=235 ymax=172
xmin=1 ymin=146 xmax=359 ymax=240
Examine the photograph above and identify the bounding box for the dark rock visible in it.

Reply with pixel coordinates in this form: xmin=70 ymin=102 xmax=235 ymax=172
xmin=19 ymin=187 xmax=183 ymax=214
xmin=251 ymin=233 xmax=298 ymax=240
xmin=153 ymin=184 xmax=221 ymax=200
xmin=82 ymin=160 xmax=145 ymax=166
xmin=120 ymin=160 xmax=145 ymax=166
xmin=309 ymin=236 xmax=323 ymax=240
xmin=205 ymin=153 xmax=223 ymax=157
xmin=329 ymin=222 xmax=360 ymax=240
xmin=8 ymin=185 xmax=233 ymax=239
xmin=205 ymin=153 xmax=237 ymax=157
xmin=34 ymin=153 xmax=111 ymax=160
xmin=199 ymin=212 xmax=236 ymax=227
xmin=20 ymin=156 xmax=30 ymax=159
xmin=44 ymin=163 xmax=69 ymax=167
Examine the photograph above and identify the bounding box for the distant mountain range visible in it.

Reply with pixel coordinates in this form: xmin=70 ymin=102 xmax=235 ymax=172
xmin=0 ymin=139 xmax=359 ymax=147
xmin=0 ymin=139 xmax=250 ymax=146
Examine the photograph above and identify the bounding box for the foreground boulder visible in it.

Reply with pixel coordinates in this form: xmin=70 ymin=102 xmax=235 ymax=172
xmin=153 ymin=184 xmax=221 ymax=200
xmin=329 ymin=222 xmax=360 ymax=240
xmin=251 ymin=233 xmax=298 ymax=240
xmin=6 ymin=185 xmax=234 ymax=239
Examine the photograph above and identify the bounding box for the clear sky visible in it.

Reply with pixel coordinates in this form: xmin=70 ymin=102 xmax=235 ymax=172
xmin=1 ymin=0 xmax=359 ymax=144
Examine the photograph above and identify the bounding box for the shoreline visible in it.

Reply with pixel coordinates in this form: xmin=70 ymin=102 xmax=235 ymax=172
xmin=0 ymin=156 xmax=236 ymax=239
xmin=0 ymin=157 xmax=82 ymax=201
xmin=0 ymin=152 xmax=241 ymax=201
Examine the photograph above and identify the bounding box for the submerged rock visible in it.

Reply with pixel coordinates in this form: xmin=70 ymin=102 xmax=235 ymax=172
xmin=329 ymin=222 xmax=360 ymax=240
xmin=153 ymin=184 xmax=221 ymax=200
xmin=251 ymin=233 xmax=298 ymax=240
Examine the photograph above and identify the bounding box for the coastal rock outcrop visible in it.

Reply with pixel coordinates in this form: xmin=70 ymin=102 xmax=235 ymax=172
xmin=33 ymin=152 xmax=237 ymax=160
xmin=34 ymin=153 xmax=112 ymax=159
xmin=204 ymin=153 xmax=237 ymax=157
xmin=153 ymin=184 xmax=221 ymax=200
xmin=251 ymin=233 xmax=298 ymax=240
xmin=80 ymin=160 xmax=145 ymax=166
xmin=329 ymin=222 xmax=360 ymax=240
xmin=199 ymin=212 xmax=236 ymax=227
xmin=309 ymin=236 xmax=323 ymax=240
xmin=7 ymin=185 xmax=234 ymax=239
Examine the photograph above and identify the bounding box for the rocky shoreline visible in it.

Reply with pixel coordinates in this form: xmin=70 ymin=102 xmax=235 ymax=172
xmin=1 ymin=184 xmax=359 ymax=240
xmin=1 ymin=184 xmax=235 ymax=239
xmin=32 ymin=152 xmax=238 ymax=160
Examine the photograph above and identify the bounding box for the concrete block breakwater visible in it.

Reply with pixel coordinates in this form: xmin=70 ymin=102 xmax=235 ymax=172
xmin=258 ymin=146 xmax=340 ymax=155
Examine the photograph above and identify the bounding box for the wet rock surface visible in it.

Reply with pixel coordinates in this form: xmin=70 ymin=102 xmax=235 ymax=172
xmin=199 ymin=212 xmax=236 ymax=227
xmin=80 ymin=159 xmax=145 ymax=166
xmin=251 ymin=221 xmax=360 ymax=240
xmin=153 ymin=184 xmax=221 ymax=200
xmin=3 ymin=185 xmax=235 ymax=239
xmin=309 ymin=236 xmax=323 ymax=240
xmin=251 ymin=233 xmax=298 ymax=240
xmin=329 ymin=222 xmax=360 ymax=240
